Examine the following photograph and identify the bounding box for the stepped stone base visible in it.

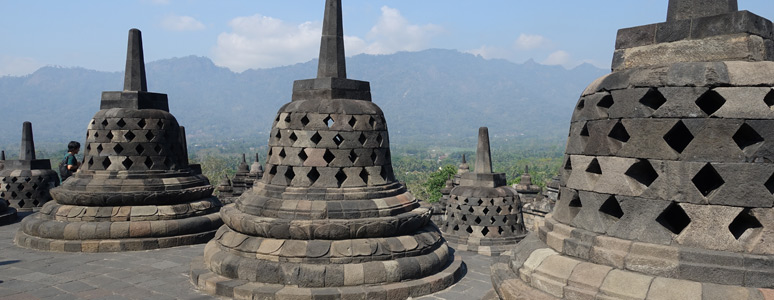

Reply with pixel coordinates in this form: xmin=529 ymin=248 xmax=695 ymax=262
xmin=14 ymin=212 xmax=221 ymax=252
xmin=190 ymin=255 xmax=465 ymax=300
xmin=0 ymin=208 xmax=17 ymax=225
xmin=445 ymin=233 xmax=525 ymax=257
xmin=490 ymin=234 xmax=774 ymax=300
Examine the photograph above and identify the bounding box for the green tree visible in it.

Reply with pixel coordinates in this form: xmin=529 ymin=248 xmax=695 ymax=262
xmin=421 ymin=164 xmax=458 ymax=203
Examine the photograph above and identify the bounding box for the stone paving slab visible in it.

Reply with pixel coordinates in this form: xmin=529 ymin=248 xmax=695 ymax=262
xmin=0 ymin=214 xmax=496 ymax=300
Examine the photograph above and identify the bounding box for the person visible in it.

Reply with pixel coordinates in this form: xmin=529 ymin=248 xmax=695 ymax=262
xmin=59 ymin=141 xmax=81 ymax=182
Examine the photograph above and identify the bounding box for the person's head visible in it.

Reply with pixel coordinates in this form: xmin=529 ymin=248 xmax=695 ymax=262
xmin=67 ymin=141 xmax=81 ymax=154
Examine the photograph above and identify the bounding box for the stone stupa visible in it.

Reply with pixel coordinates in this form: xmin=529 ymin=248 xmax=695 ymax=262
xmin=493 ymin=1 xmax=774 ymax=298
xmin=248 ymin=152 xmax=264 ymax=184
xmin=442 ymin=127 xmax=527 ymax=256
xmin=0 ymin=149 xmax=17 ymax=224
xmin=514 ymin=166 xmax=541 ymax=203
xmin=190 ymin=1 xmax=463 ymax=298
xmin=15 ymin=28 xmax=222 ymax=252
xmin=0 ymin=122 xmax=59 ymax=212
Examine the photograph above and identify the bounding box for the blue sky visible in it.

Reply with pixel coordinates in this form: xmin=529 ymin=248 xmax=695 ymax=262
xmin=1 ymin=0 xmax=773 ymax=75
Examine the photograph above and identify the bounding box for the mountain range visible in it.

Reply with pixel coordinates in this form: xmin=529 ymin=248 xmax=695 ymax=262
xmin=0 ymin=49 xmax=608 ymax=148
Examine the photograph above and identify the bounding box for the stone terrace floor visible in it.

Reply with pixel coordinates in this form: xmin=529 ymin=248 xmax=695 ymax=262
xmin=0 ymin=214 xmax=497 ymax=300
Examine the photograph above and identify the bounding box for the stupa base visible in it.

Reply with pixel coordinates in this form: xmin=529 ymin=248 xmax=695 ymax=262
xmin=490 ymin=234 xmax=774 ymax=300
xmin=14 ymin=212 xmax=222 ymax=252
xmin=190 ymin=255 xmax=464 ymax=300
xmin=0 ymin=207 xmax=17 ymax=225
xmin=444 ymin=233 xmax=526 ymax=257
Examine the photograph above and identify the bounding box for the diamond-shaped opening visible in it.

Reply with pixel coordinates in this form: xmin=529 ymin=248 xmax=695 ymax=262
xmin=311 ymin=132 xmax=322 ymax=145
xmin=157 ymin=120 xmax=164 ymax=129
xmin=124 ymin=131 xmax=135 ymax=141
xmin=101 ymin=119 xmax=109 ymax=127
xmin=461 ymin=215 xmax=468 ymax=221
xmin=335 ymin=169 xmax=347 ymax=187
xmin=278 ymin=149 xmax=286 ymax=159
xmin=608 ymin=122 xmax=630 ymax=143
xmin=275 ymin=115 xmax=281 ymax=122
xmin=348 ymin=150 xmax=358 ymax=163
xmin=625 ymin=159 xmax=659 ymax=187
xmin=275 ymin=130 xmax=282 ymax=139
xmin=468 ymin=206 xmax=475 ymax=213
xmin=324 ymin=115 xmax=334 ymax=128
xmin=145 ymin=131 xmax=155 ymax=141
xmin=477 ymin=199 xmax=484 ymax=206
xmin=482 ymin=207 xmax=490 ymax=214
xmin=31 ymin=183 xmax=38 ymax=190
xmin=576 ymin=99 xmax=585 ymax=111
xmin=466 ymin=226 xmax=473 ymax=234
xmin=732 ymin=123 xmax=764 ymax=151
xmin=765 ymin=172 xmax=774 ymax=194
xmin=490 ymin=216 xmax=497 ymax=224
xmin=580 ymin=123 xmax=589 ymax=137
xmin=496 ymin=206 xmax=503 ymax=214
xmin=692 ymin=163 xmax=725 ymax=197
xmin=101 ymin=157 xmax=112 ymax=169
xmin=656 ymin=202 xmax=691 ymax=235
xmin=116 ymin=118 xmax=126 ymax=128
xmin=301 ymin=115 xmax=310 ymax=126
xmin=137 ymin=119 xmax=146 ymax=128
xmin=144 ymin=157 xmax=153 ymax=169
xmin=764 ymin=90 xmax=774 ymax=110
xmin=481 ymin=227 xmax=490 ymax=236
xmin=16 ymin=199 xmax=23 ymax=207
xmin=122 ymin=157 xmax=133 ymax=169
xmin=24 ymin=177 xmax=30 ymax=182
xmin=568 ymin=194 xmax=582 ymax=208
xmin=639 ymin=88 xmax=667 ymax=110
xmin=371 ymin=151 xmax=378 ymax=163
xmin=585 ymin=158 xmax=602 ymax=175
xmin=323 ymin=150 xmax=335 ymax=164
xmin=333 ymin=134 xmax=344 ymax=146
xmin=285 ymin=168 xmax=295 ymax=181
xmin=369 ymin=116 xmax=377 ymax=128
xmin=269 ymin=165 xmax=277 ymax=175
xmin=94 ymin=131 xmax=99 ymax=138
xmin=307 ymin=167 xmax=320 ymax=183
xmin=359 ymin=168 xmax=368 ymax=184
xmin=728 ymin=208 xmax=763 ymax=240
xmin=498 ymin=227 xmax=505 ymax=235
xmin=564 ymin=157 xmax=572 ymax=170
xmin=113 ymin=144 xmax=124 ymax=154
xmin=32 ymin=199 xmax=39 ymax=206
xmin=106 ymin=131 xmax=114 ymax=140
xmin=163 ymin=157 xmax=172 ymax=168
xmin=663 ymin=121 xmax=694 ymax=154
xmin=474 ymin=216 xmax=482 ymax=224
xmin=88 ymin=157 xmax=94 ymax=167
xmin=453 ymin=224 xmax=460 ymax=231
xmin=289 ymin=132 xmax=298 ymax=143
xmin=284 ymin=114 xmax=291 ymax=123
xmin=10 ymin=177 xmax=17 ymax=183
xmin=358 ymin=133 xmax=367 ymax=145
xmin=696 ymin=90 xmax=726 ymax=116
xmin=298 ymin=150 xmax=308 ymax=161
xmin=376 ymin=134 xmax=384 ymax=146
xmin=16 ymin=184 xmax=23 ymax=191
xmin=597 ymin=95 xmax=614 ymax=109
xmin=154 ymin=145 xmax=162 ymax=154
xmin=135 ymin=144 xmax=145 ymax=155
xmin=599 ymin=196 xmax=624 ymax=219
xmin=348 ymin=116 xmax=357 ymax=128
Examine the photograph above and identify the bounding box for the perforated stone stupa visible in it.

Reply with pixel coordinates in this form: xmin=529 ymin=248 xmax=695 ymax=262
xmin=190 ymin=1 xmax=462 ymax=298
xmin=0 ymin=122 xmax=59 ymax=212
xmin=15 ymin=29 xmax=222 ymax=252
xmin=493 ymin=1 xmax=774 ymax=298
xmin=442 ymin=127 xmax=527 ymax=256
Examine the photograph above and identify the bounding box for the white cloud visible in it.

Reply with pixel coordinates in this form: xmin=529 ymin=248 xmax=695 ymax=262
xmin=465 ymin=45 xmax=512 ymax=60
xmin=0 ymin=55 xmax=44 ymax=77
xmin=212 ymin=6 xmax=442 ymax=72
xmin=161 ymin=15 xmax=205 ymax=31
xmin=355 ymin=6 xmax=443 ymax=55
xmin=514 ymin=34 xmax=550 ymax=50
xmin=543 ymin=50 xmax=571 ymax=66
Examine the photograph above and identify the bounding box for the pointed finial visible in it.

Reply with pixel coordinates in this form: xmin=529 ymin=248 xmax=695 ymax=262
xmin=124 ymin=28 xmax=148 ymax=92
xmin=462 ymin=154 xmax=467 ymax=164
xmin=317 ymin=0 xmax=347 ymax=79
xmin=667 ymin=0 xmax=737 ymax=21
xmin=1 ymin=150 xmax=5 ymax=160
xmin=20 ymin=121 xmax=36 ymax=160
xmin=525 ymin=165 xmax=529 ymax=173
xmin=475 ymin=127 xmax=493 ymax=174
xmin=254 ymin=153 xmax=260 ymax=163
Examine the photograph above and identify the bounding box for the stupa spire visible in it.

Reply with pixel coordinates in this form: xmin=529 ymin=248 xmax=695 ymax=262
xmin=475 ymin=127 xmax=493 ymax=174
xmin=123 ymin=29 xmax=147 ymax=92
xmin=667 ymin=0 xmax=737 ymax=21
xmin=20 ymin=122 xmax=35 ymax=160
xmin=316 ymin=0 xmax=346 ymax=79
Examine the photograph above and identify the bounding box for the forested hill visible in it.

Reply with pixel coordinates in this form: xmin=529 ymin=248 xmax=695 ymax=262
xmin=0 ymin=49 xmax=607 ymax=147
